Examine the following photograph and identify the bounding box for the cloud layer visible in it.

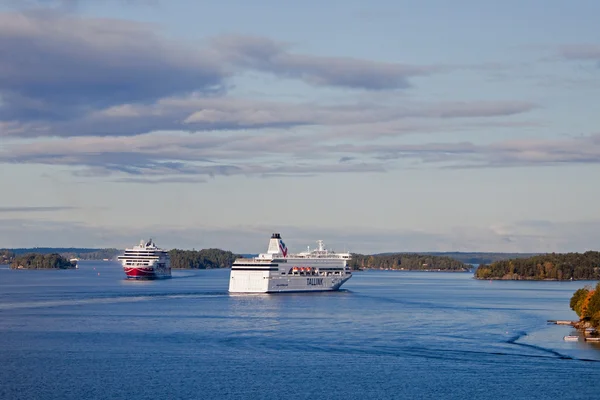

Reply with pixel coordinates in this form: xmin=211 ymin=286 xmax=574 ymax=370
xmin=0 ymin=9 xmax=595 ymax=183
xmin=0 ymin=12 xmax=226 ymax=122
xmin=0 ymin=11 xmax=453 ymax=127
xmin=0 ymin=206 xmax=77 ymax=213
xmin=2 ymin=130 xmax=599 ymax=182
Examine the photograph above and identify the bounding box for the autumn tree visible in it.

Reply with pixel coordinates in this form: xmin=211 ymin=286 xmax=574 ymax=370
xmin=584 ymin=283 xmax=600 ymax=327
xmin=570 ymin=286 xmax=591 ymax=317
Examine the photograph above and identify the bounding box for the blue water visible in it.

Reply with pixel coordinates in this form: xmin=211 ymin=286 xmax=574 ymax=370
xmin=1 ymin=262 xmax=599 ymax=400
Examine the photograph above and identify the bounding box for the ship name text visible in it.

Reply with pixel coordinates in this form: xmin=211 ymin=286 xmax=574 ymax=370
xmin=307 ymin=278 xmax=324 ymax=286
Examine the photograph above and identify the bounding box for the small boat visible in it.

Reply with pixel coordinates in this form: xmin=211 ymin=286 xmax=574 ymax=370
xmin=563 ymin=335 xmax=579 ymax=341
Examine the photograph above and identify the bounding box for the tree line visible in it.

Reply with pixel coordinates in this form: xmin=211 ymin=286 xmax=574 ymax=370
xmin=348 ymin=253 xmax=470 ymax=271
xmin=570 ymin=283 xmax=600 ymax=328
xmin=10 ymin=253 xmax=77 ymax=269
xmin=1 ymin=248 xmax=120 ymax=262
xmin=421 ymin=252 xmax=540 ymax=265
xmin=61 ymin=249 xmax=121 ymax=260
xmin=169 ymin=248 xmax=239 ymax=269
xmin=475 ymin=251 xmax=600 ymax=280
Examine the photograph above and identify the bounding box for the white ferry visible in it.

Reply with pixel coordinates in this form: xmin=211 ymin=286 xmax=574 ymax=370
xmin=118 ymin=239 xmax=171 ymax=280
xmin=229 ymin=233 xmax=352 ymax=293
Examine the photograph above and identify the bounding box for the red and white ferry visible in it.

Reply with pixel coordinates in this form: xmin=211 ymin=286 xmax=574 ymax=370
xmin=118 ymin=239 xmax=171 ymax=280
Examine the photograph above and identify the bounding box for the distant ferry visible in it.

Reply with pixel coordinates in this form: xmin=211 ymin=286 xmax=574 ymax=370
xmin=229 ymin=233 xmax=352 ymax=293
xmin=118 ymin=239 xmax=171 ymax=280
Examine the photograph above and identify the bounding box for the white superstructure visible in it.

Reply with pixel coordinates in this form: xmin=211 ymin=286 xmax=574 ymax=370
xmin=118 ymin=239 xmax=171 ymax=279
xmin=229 ymin=233 xmax=352 ymax=293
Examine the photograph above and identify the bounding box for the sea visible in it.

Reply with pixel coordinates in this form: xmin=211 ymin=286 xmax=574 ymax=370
xmin=1 ymin=262 xmax=599 ymax=400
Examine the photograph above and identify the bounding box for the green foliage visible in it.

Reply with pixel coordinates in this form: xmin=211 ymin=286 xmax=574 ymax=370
xmin=59 ymin=249 xmax=120 ymax=260
xmin=169 ymin=248 xmax=239 ymax=269
xmin=347 ymin=253 xmax=469 ymax=271
xmin=570 ymin=287 xmax=591 ymax=317
xmin=420 ymin=252 xmax=540 ymax=265
xmin=474 ymin=251 xmax=600 ymax=280
xmin=5 ymin=247 xmax=120 ymax=260
xmin=10 ymin=253 xmax=76 ymax=269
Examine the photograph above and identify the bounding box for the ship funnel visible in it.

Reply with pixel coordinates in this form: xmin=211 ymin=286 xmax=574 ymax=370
xmin=267 ymin=233 xmax=287 ymax=257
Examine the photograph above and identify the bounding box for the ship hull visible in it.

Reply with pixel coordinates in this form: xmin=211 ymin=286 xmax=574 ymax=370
xmin=229 ymin=271 xmax=351 ymax=293
xmin=123 ymin=266 xmax=171 ymax=280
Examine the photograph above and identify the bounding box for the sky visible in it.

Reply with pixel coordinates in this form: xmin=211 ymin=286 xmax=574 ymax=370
xmin=0 ymin=0 xmax=599 ymax=253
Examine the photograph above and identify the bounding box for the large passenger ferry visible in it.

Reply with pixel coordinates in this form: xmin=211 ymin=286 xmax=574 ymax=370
xmin=229 ymin=233 xmax=352 ymax=293
xmin=118 ymin=239 xmax=171 ymax=280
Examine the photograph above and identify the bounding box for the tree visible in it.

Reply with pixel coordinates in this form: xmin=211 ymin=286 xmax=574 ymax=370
xmin=570 ymin=286 xmax=591 ymax=317
xmin=476 ymin=251 xmax=600 ymax=280
xmin=584 ymin=283 xmax=600 ymax=327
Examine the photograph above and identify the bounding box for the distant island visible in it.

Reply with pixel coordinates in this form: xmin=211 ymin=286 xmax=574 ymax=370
xmin=2 ymin=247 xmax=239 ymax=269
xmin=7 ymin=246 xmax=597 ymax=276
xmin=1 ymin=248 xmax=120 ymax=263
xmin=1 ymin=247 xmax=546 ymax=271
xmin=169 ymin=249 xmax=239 ymax=269
xmin=417 ymin=252 xmax=540 ymax=266
xmin=475 ymin=251 xmax=600 ymax=280
xmin=348 ymin=253 xmax=470 ymax=271
xmin=10 ymin=253 xmax=77 ymax=270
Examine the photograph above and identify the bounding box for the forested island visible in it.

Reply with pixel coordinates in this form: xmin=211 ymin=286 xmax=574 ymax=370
xmin=169 ymin=249 xmax=239 ymax=269
xmin=570 ymin=283 xmax=600 ymax=329
xmin=10 ymin=253 xmax=77 ymax=270
xmin=60 ymin=248 xmax=121 ymax=260
xmin=422 ymin=252 xmax=539 ymax=265
xmin=475 ymin=251 xmax=600 ymax=280
xmin=348 ymin=253 xmax=470 ymax=271
xmin=1 ymin=248 xmax=120 ymax=262
xmin=2 ymin=247 xmax=239 ymax=269
xmin=168 ymin=250 xmax=471 ymax=271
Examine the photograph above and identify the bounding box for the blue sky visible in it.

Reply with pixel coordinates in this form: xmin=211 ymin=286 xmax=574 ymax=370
xmin=1 ymin=0 xmax=599 ymax=253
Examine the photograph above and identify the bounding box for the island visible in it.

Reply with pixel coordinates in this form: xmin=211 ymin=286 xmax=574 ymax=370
xmin=10 ymin=253 xmax=77 ymax=269
xmin=348 ymin=253 xmax=470 ymax=271
xmin=420 ymin=252 xmax=540 ymax=265
xmin=1 ymin=247 xmax=121 ymax=262
xmin=169 ymin=248 xmax=239 ymax=269
xmin=474 ymin=251 xmax=600 ymax=280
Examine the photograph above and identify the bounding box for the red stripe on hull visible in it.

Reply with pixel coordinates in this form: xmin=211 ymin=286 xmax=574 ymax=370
xmin=123 ymin=267 xmax=171 ymax=280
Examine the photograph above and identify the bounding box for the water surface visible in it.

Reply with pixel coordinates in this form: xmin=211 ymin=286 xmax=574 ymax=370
xmin=1 ymin=263 xmax=598 ymax=400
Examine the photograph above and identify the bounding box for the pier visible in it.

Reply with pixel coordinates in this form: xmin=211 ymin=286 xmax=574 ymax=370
xmin=547 ymin=320 xmax=577 ymax=325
